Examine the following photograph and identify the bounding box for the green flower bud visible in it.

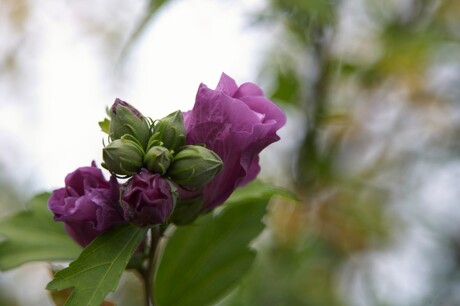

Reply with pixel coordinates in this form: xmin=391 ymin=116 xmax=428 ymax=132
xmin=109 ymin=99 xmax=151 ymax=149
xmin=102 ymin=136 xmax=144 ymax=175
xmin=168 ymin=145 xmax=223 ymax=187
xmin=170 ymin=196 xmax=203 ymax=225
xmin=149 ymin=110 xmax=186 ymax=152
xmin=144 ymin=146 xmax=173 ymax=175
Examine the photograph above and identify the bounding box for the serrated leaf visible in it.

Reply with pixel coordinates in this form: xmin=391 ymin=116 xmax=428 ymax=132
xmin=154 ymin=181 xmax=281 ymax=306
xmin=50 ymin=287 xmax=116 ymax=306
xmin=47 ymin=224 xmax=148 ymax=306
xmin=0 ymin=192 xmax=81 ymax=271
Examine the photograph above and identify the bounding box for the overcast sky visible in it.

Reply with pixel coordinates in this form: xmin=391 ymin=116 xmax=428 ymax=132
xmin=0 ymin=0 xmax=274 ymax=195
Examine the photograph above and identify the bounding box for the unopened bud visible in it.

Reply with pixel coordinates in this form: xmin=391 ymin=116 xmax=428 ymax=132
xmin=109 ymin=99 xmax=151 ymax=149
xmin=168 ymin=145 xmax=223 ymax=187
xmin=102 ymin=136 xmax=144 ymax=175
xmin=144 ymin=146 xmax=172 ymax=175
xmin=149 ymin=110 xmax=186 ymax=152
xmin=170 ymin=196 xmax=203 ymax=225
xmin=121 ymin=171 xmax=176 ymax=227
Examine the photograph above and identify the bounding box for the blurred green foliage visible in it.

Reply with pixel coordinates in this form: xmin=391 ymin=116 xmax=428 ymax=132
xmin=240 ymin=0 xmax=460 ymax=305
xmin=0 ymin=193 xmax=80 ymax=271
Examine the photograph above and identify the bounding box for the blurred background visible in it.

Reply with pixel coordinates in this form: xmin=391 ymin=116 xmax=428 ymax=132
xmin=1 ymin=0 xmax=460 ymax=305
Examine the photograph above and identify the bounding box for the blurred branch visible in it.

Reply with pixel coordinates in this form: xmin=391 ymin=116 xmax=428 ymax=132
xmin=117 ymin=0 xmax=172 ymax=63
xmin=295 ymin=24 xmax=333 ymax=189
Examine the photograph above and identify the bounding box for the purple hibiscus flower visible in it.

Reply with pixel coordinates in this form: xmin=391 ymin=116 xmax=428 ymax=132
xmin=183 ymin=73 xmax=286 ymax=211
xmin=121 ymin=170 xmax=175 ymax=227
xmin=48 ymin=162 xmax=125 ymax=247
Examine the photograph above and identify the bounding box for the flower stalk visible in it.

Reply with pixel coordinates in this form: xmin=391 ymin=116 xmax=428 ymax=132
xmin=140 ymin=226 xmax=161 ymax=306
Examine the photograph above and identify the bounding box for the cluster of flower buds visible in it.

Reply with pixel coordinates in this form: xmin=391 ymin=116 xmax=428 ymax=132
xmin=100 ymin=99 xmax=223 ymax=227
xmin=49 ymin=73 xmax=286 ymax=247
xmin=102 ymin=99 xmax=223 ymax=187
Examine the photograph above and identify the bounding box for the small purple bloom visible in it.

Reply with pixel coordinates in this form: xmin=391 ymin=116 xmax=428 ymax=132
xmin=183 ymin=73 xmax=286 ymax=211
xmin=121 ymin=170 xmax=175 ymax=227
xmin=48 ymin=162 xmax=125 ymax=247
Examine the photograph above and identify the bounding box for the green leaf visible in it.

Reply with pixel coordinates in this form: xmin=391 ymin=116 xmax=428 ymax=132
xmin=99 ymin=118 xmax=110 ymax=134
xmin=224 ymin=180 xmax=296 ymax=205
xmin=0 ymin=192 xmax=81 ymax=271
xmin=47 ymin=224 xmax=148 ymax=306
xmin=154 ymin=181 xmax=281 ymax=306
xmin=270 ymin=66 xmax=301 ymax=106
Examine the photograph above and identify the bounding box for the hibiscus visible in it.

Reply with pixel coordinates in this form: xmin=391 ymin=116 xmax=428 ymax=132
xmin=48 ymin=162 xmax=125 ymax=247
xmin=183 ymin=73 xmax=286 ymax=211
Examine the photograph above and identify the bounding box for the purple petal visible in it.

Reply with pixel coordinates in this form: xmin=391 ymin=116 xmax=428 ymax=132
xmin=215 ymin=73 xmax=239 ymax=96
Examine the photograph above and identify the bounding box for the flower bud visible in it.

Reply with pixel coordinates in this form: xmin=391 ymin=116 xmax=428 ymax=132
xmin=149 ymin=110 xmax=186 ymax=152
xmin=144 ymin=146 xmax=172 ymax=175
xmin=48 ymin=163 xmax=125 ymax=247
xmin=102 ymin=136 xmax=144 ymax=175
xmin=170 ymin=196 xmax=203 ymax=225
xmin=109 ymin=99 xmax=151 ymax=149
xmin=122 ymin=171 xmax=176 ymax=227
xmin=168 ymin=145 xmax=223 ymax=187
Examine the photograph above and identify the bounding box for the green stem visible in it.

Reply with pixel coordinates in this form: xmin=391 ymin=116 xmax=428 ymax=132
xmin=141 ymin=226 xmax=161 ymax=306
